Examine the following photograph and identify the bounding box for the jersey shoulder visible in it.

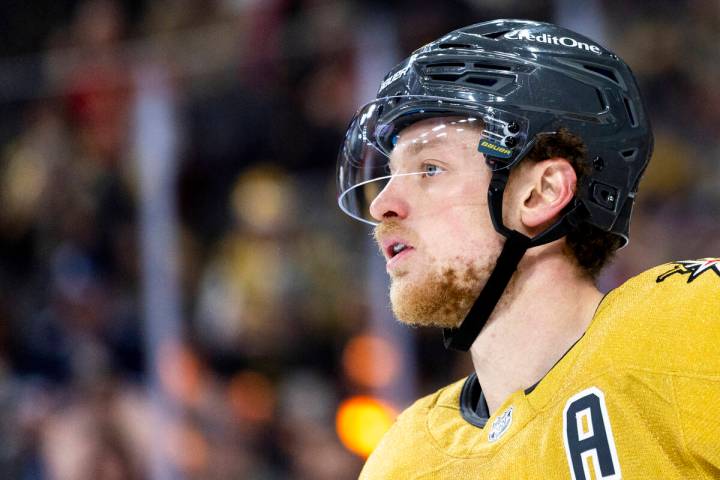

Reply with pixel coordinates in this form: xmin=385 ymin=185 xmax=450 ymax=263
xmin=387 ymin=375 xmax=466 ymax=426
xmin=359 ymin=377 xmax=471 ymax=479
xmin=602 ymin=258 xmax=720 ymax=321
xmin=392 ymin=375 xmax=469 ymax=437
xmin=591 ymin=258 xmax=720 ymax=374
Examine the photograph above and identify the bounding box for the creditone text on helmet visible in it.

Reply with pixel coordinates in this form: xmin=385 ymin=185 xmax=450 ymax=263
xmin=505 ymin=30 xmax=602 ymax=54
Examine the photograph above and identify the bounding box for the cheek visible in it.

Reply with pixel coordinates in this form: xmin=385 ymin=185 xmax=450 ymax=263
xmin=415 ymin=174 xmax=499 ymax=257
xmin=460 ymin=221 xmax=493 ymax=254
xmin=426 ymin=206 xmax=499 ymax=260
xmin=447 ymin=191 xmax=496 ymax=246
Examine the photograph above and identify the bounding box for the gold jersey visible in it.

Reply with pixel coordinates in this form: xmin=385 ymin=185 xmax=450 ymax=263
xmin=360 ymin=260 xmax=720 ymax=479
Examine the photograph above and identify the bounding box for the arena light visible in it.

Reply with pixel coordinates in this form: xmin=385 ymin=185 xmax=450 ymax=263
xmin=335 ymin=396 xmax=396 ymax=458
xmin=342 ymin=334 xmax=401 ymax=388
xmin=228 ymin=370 xmax=276 ymax=423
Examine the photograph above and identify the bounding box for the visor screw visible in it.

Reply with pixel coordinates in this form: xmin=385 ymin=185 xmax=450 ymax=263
xmin=593 ymin=156 xmax=604 ymax=171
xmin=504 ymin=137 xmax=517 ymax=148
xmin=507 ymin=122 xmax=520 ymax=134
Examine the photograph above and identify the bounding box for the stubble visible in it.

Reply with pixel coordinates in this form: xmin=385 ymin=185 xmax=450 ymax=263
xmin=389 ymin=259 xmax=489 ymax=328
xmin=374 ymin=221 xmax=492 ymax=328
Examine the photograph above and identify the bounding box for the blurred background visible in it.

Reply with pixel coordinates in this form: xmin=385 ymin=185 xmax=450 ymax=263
xmin=0 ymin=0 xmax=718 ymax=478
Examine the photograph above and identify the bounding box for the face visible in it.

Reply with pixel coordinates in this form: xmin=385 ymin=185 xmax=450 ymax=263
xmin=370 ymin=117 xmax=505 ymax=328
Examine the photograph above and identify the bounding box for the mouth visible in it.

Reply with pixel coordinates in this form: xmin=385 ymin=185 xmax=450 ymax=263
xmin=387 ymin=242 xmax=410 ymax=257
xmin=375 ymin=222 xmax=417 ymax=269
xmin=384 ymin=240 xmax=415 ymax=268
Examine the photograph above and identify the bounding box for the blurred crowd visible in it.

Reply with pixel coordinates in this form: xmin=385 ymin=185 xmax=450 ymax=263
xmin=0 ymin=0 xmax=717 ymax=479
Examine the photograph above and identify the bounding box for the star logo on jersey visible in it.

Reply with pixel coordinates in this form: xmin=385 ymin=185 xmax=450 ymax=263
xmin=656 ymin=258 xmax=720 ymax=283
xmin=488 ymin=406 xmax=513 ymax=442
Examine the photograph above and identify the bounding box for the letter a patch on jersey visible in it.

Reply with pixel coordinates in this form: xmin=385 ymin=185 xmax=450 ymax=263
xmin=563 ymin=387 xmax=621 ymax=480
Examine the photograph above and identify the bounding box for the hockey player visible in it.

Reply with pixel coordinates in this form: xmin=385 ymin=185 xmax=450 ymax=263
xmin=337 ymin=19 xmax=720 ymax=478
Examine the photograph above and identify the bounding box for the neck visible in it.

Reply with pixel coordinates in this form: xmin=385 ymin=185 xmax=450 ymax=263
xmin=469 ymin=245 xmax=603 ymax=414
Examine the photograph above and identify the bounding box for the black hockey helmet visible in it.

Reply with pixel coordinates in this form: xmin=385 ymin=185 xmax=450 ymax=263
xmin=337 ymin=19 xmax=653 ymax=350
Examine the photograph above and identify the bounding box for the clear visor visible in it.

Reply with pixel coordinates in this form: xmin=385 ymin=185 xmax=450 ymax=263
xmin=337 ymin=96 xmax=530 ymax=225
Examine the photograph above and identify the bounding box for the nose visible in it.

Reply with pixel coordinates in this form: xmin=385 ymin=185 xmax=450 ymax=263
xmin=369 ymin=176 xmax=410 ymax=222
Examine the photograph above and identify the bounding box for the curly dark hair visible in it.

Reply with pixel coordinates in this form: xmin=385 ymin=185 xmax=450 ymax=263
xmin=522 ymin=129 xmax=623 ymax=278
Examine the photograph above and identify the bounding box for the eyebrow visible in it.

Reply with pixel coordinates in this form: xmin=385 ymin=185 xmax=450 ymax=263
xmin=402 ymin=120 xmax=484 ymax=156
xmin=388 ymin=120 xmax=484 ymax=172
xmin=408 ymin=135 xmax=447 ymax=156
xmin=388 ymin=137 xmax=445 ymax=173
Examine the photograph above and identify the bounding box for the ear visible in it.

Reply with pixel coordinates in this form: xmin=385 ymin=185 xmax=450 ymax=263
xmin=518 ymin=158 xmax=577 ymax=232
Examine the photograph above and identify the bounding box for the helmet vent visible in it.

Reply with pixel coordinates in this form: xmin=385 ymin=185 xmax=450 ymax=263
xmin=423 ymin=70 xmax=513 ymax=91
xmin=438 ymin=42 xmax=474 ymax=50
xmin=425 ymin=62 xmax=466 ymax=72
xmin=621 ymin=148 xmax=638 ymax=161
xmin=464 ymin=76 xmax=499 ymax=87
xmin=582 ymin=64 xmax=620 ymax=84
xmin=595 ymin=88 xmax=607 ymax=109
xmin=474 ymin=62 xmax=513 ymax=72
xmin=622 ymin=96 xmax=638 ymax=127
xmin=481 ymin=29 xmax=513 ymax=39
xmin=427 ymin=73 xmax=463 ymax=82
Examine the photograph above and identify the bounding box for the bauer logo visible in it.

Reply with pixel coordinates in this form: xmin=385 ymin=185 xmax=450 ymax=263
xmin=505 ymin=29 xmax=603 ymax=55
xmin=478 ymin=139 xmax=513 ymax=159
xmin=379 ymin=54 xmax=417 ymax=92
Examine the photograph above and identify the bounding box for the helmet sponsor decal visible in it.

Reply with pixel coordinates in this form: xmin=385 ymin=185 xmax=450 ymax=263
xmin=656 ymin=258 xmax=720 ymax=283
xmin=505 ymin=29 xmax=602 ymax=55
xmin=478 ymin=139 xmax=513 ymax=159
xmin=378 ymin=54 xmax=417 ymax=93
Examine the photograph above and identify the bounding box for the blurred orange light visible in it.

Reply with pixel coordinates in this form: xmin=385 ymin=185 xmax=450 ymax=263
xmin=336 ymin=396 xmax=396 ymax=458
xmin=157 ymin=341 xmax=203 ymax=406
xmin=164 ymin=422 xmax=209 ymax=474
xmin=342 ymin=334 xmax=400 ymax=388
xmin=228 ymin=370 xmax=276 ymax=423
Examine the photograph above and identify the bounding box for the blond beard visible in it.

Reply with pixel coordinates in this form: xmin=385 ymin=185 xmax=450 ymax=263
xmin=389 ymin=258 xmax=490 ymax=328
xmin=374 ymin=221 xmax=497 ymax=328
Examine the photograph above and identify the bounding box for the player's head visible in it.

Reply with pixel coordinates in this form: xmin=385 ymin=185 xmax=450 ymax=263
xmin=337 ymin=19 xmax=653 ymax=349
xmin=368 ymin=116 xmax=505 ymax=329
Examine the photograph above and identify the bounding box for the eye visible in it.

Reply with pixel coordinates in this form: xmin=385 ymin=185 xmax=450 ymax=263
xmin=422 ymin=163 xmax=444 ymax=177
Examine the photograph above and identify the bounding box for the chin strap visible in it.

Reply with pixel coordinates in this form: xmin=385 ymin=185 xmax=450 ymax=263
xmin=443 ymin=169 xmax=578 ymax=351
